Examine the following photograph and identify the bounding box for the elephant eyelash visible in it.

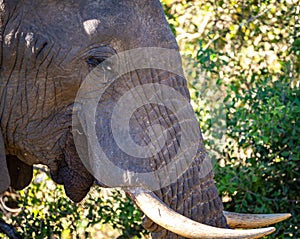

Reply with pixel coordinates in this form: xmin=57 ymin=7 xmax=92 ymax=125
xmin=86 ymin=57 xmax=106 ymax=67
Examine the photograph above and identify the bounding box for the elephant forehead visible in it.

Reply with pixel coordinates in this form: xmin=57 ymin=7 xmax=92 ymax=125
xmin=79 ymin=1 xmax=137 ymax=35
xmin=19 ymin=1 xmax=141 ymax=45
xmin=6 ymin=0 xmax=172 ymax=52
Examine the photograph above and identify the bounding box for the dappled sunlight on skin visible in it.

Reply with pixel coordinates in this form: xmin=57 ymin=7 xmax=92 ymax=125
xmin=83 ymin=19 xmax=101 ymax=36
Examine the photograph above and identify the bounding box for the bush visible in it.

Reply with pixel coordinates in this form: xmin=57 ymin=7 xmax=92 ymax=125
xmin=215 ymin=76 xmax=299 ymax=238
xmin=163 ymin=0 xmax=299 ymax=237
xmin=0 ymin=169 xmax=147 ymax=239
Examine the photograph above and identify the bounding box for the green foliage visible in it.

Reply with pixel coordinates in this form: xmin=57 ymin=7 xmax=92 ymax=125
xmin=217 ymin=77 xmax=300 ymax=238
xmin=162 ymin=0 xmax=299 ymax=238
xmin=0 ymin=170 xmax=147 ymax=239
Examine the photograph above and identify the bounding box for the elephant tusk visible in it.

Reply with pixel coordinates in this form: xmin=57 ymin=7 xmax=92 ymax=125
xmin=127 ymin=188 xmax=276 ymax=239
xmin=223 ymin=211 xmax=291 ymax=228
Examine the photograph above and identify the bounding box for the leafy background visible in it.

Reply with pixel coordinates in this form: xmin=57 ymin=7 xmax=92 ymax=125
xmin=1 ymin=0 xmax=299 ymax=238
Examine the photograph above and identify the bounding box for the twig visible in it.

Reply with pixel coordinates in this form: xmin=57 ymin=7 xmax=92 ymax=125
xmin=176 ymin=12 xmax=212 ymax=42
xmin=0 ymin=195 xmax=21 ymax=214
xmin=0 ymin=219 xmax=21 ymax=239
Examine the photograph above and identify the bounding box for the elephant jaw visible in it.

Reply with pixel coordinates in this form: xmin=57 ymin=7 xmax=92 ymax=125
xmin=128 ymin=187 xmax=291 ymax=239
xmin=50 ymin=133 xmax=94 ymax=203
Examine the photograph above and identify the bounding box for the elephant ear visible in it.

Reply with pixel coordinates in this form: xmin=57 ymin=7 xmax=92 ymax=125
xmin=0 ymin=137 xmax=33 ymax=191
xmin=0 ymin=4 xmax=8 ymax=191
xmin=1 ymin=0 xmax=19 ymax=63
xmin=1 ymin=2 xmax=4 ymax=68
xmin=0 ymin=132 xmax=10 ymax=193
xmin=0 ymin=1 xmax=32 ymax=192
xmin=6 ymin=155 xmax=33 ymax=190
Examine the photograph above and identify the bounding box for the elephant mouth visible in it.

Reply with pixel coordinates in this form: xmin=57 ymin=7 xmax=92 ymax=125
xmin=50 ymin=131 xmax=94 ymax=203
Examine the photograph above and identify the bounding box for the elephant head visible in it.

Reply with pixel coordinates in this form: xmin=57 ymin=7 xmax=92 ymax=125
xmin=0 ymin=1 xmax=290 ymax=238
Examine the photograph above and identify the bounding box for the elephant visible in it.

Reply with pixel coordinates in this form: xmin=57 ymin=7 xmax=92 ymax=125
xmin=0 ymin=0 xmax=290 ymax=238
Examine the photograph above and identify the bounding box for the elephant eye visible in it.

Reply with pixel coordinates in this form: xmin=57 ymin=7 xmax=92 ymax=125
xmin=86 ymin=57 xmax=106 ymax=67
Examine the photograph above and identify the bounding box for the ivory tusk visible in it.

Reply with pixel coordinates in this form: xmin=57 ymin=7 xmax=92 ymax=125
xmin=127 ymin=188 xmax=276 ymax=239
xmin=223 ymin=211 xmax=291 ymax=228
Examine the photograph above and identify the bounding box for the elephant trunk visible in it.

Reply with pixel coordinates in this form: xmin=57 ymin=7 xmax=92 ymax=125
xmin=145 ymin=147 xmax=228 ymax=238
xmin=72 ymin=58 xmax=289 ymax=238
xmin=78 ymin=67 xmax=247 ymax=238
xmin=74 ymin=65 xmax=229 ymax=228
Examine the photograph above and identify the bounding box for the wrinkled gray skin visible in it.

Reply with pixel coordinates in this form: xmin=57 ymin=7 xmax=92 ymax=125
xmin=0 ymin=1 xmax=227 ymax=238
